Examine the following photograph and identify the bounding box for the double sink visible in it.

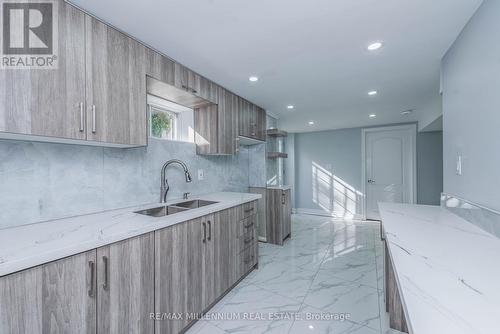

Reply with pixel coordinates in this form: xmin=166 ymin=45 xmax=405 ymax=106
xmin=135 ymin=200 xmax=218 ymax=217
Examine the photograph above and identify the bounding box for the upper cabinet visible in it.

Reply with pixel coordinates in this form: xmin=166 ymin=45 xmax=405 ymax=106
xmin=0 ymin=1 xmax=87 ymax=141
xmin=238 ymin=97 xmax=266 ymax=142
xmin=85 ymin=16 xmax=147 ymax=146
xmin=0 ymin=0 xmax=265 ymax=150
xmin=0 ymin=2 xmax=147 ymax=147
xmin=194 ymin=87 xmax=239 ymax=155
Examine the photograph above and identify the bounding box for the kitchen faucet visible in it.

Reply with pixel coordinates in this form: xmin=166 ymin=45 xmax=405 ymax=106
xmin=160 ymin=159 xmax=192 ymax=203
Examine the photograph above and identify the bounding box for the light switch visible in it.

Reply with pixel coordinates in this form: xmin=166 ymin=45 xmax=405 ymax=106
xmin=456 ymin=155 xmax=462 ymax=176
xmin=198 ymin=169 xmax=204 ymax=180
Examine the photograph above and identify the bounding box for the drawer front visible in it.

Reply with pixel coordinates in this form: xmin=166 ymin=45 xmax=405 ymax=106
xmin=238 ymin=227 xmax=255 ymax=252
xmin=238 ymin=215 xmax=257 ymax=238
xmin=241 ymin=242 xmax=257 ymax=272
xmin=241 ymin=201 xmax=257 ymax=219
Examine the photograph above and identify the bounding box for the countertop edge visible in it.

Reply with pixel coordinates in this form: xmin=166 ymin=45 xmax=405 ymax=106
xmin=0 ymin=192 xmax=261 ymax=277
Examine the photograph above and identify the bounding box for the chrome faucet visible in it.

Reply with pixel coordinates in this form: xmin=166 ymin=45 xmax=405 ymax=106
xmin=160 ymin=159 xmax=192 ymax=203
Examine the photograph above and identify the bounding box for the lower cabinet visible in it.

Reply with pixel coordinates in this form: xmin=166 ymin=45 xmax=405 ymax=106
xmin=0 ymin=202 xmax=258 ymax=334
xmin=96 ymin=233 xmax=155 ymax=334
xmin=0 ymin=250 xmax=97 ymax=334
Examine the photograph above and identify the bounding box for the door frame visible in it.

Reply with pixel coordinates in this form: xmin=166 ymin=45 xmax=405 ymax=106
xmin=361 ymin=124 xmax=417 ymax=220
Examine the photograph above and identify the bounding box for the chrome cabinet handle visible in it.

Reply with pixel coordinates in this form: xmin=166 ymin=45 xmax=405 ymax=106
xmin=202 ymin=222 xmax=207 ymax=243
xmin=244 ymin=208 xmax=254 ymax=213
xmin=79 ymin=102 xmax=84 ymax=132
xmin=235 ymin=137 xmax=240 ymax=153
xmin=191 ymin=88 xmax=198 ymax=94
xmin=91 ymin=105 xmax=96 ymax=133
xmin=207 ymin=220 xmax=211 ymax=241
xmin=102 ymin=256 xmax=109 ymax=291
xmin=88 ymin=261 xmax=95 ymax=297
xmin=282 ymin=192 xmax=286 ymax=205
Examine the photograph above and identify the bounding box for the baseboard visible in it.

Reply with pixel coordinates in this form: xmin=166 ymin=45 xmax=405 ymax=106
xmin=293 ymin=208 xmax=364 ymax=221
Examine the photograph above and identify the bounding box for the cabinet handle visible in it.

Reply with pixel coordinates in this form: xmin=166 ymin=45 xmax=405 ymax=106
xmin=91 ymin=105 xmax=96 ymax=133
xmin=207 ymin=220 xmax=212 ymax=241
xmin=88 ymin=261 xmax=95 ymax=297
xmin=79 ymin=102 xmax=84 ymax=132
xmin=235 ymin=137 xmax=240 ymax=153
xmin=202 ymin=222 xmax=207 ymax=243
xmin=244 ymin=208 xmax=254 ymax=213
xmin=282 ymin=192 xmax=286 ymax=205
xmin=244 ymin=221 xmax=254 ymax=228
xmin=191 ymin=88 xmax=198 ymax=94
xmin=102 ymin=256 xmax=109 ymax=291
xmin=244 ymin=237 xmax=254 ymax=244
xmin=181 ymin=84 xmax=189 ymax=91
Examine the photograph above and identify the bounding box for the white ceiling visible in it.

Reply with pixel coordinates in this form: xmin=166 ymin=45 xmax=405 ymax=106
xmin=70 ymin=0 xmax=482 ymax=132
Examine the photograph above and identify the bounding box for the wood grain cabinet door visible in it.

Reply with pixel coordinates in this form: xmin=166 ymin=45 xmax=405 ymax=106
xmin=255 ymin=107 xmax=267 ymax=141
xmin=155 ymin=218 xmax=204 ymax=334
xmin=0 ymin=1 xmax=86 ymax=140
xmin=0 ymin=250 xmax=97 ymax=334
xmin=146 ymin=50 xmax=175 ymax=85
xmin=96 ymin=233 xmax=154 ymax=334
xmin=201 ymin=214 xmax=216 ymax=310
xmin=282 ymin=189 xmax=292 ymax=240
xmin=84 ymin=15 xmax=147 ymax=146
xmin=217 ymin=88 xmax=239 ymax=155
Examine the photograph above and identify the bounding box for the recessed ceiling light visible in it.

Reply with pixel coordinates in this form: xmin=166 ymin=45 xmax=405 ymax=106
xmin=287 ymin=105 xmax=294 ymax=109
xmin=367 ymin=42 xmax=383 ymax=51
xmin=401 ymin=109 xmax=414 ymax=115
xmin=368 ymin=90 xmax=378 ymax=96
xmin=308 ymin=121 xmax=314 ymax=125
xmin=369 ymin=114 xmax=377 ymax=118
xmin=249 ymin=76 xmax=259 ymax=82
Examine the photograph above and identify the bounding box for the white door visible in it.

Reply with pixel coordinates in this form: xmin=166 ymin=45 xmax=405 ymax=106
xmin=364 ymin=125 xmax=416 ymax=220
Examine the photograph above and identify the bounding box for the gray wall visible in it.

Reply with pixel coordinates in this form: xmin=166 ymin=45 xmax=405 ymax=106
xmin=0 ymin=138 xmax=253 ymax=229
xmin=293 ymin=127 xmax=443 ymax=217
xmin=417 ymin=131 xmax=443 ymax=205
xmin=441 ymin=0 xmax=500 ymax=211
xmin=294 ymin=128 xmax=364 ymax=218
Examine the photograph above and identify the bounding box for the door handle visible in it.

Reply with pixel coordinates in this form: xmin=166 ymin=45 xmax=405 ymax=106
xmin=91 ymin=105 xmax=96 ymax=134
xmin=202 ymin=222 xmax=207 ymax=243
xmin=102 ymin=256 xmax=109 ymax=291
xmin=79 ymin=102 xmax=84 ymax=132
xmin=88 ymin=260 xmax=95 ymax=297
xmin=207 ymin=220 xmax=211 ymax=241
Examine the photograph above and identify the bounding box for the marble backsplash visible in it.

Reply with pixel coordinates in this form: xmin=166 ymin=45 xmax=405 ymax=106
xmin=0 ymin=138 xmax=262 ymax=229
xmin=441 ymin=193 xmax=500 ymax=239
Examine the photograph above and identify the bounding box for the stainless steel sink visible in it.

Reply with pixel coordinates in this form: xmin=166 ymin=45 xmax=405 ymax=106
xmin=135 ymin=205 xmax=189 ymax=217
xmin=171 ymin=200 xmax=218 ymax=209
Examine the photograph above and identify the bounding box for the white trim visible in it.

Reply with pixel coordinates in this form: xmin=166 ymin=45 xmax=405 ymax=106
xmin=361 ymin=124 xmax=417 ymax=220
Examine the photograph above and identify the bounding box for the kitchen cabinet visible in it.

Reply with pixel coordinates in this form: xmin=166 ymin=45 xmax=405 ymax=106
xmin=146 ymin=49 xmax=175 ymax=85
xmin=194 ymin=87 xmax=239 ymax=155
xmin=96 ymin=233 xmax=154 ymax=334
xmin=0 ymin=250 xmax=97 ymax=334
xmin=155 ymin=217 xmax=204 ymax=333
xmin=201 ymin=214 xmax=217 ymax=309
xmin=0 ymin=2 xmax=148 ymax=147
xmin=250 ymin=187 xmax=291 ymax=246
xmin=0 ymin=0 xmax=86 ymax=141
xmin=85 ymin=15 xmax=147 ymax=146
xmin=238 ymin=97 xmax=266 ymax=142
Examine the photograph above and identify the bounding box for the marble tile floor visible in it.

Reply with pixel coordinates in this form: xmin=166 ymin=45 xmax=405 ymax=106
xmin=187 ymin=214 xmax=401 ymax=334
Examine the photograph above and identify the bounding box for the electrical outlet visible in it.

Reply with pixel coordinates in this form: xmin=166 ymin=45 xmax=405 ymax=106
xmin=198 ymin=169 xmax=204 ymax=180
xmin=456 ymin=155 xmax=462 ymax=176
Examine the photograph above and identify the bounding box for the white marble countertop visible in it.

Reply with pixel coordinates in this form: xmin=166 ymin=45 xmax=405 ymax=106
xmin=0 ymin=192 xmax=261 ymax=277
xmin=266 ymin=185 xmax=292 ymax=190
xmin=379 ymin=202 xmax=500 ymax=334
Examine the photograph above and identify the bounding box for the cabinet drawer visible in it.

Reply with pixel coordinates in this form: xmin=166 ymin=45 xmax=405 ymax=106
xmin=242 ymin=201 xmax=257 ymax=219
xmin=240 ymin=243 xmax=257 ymax=272
xmin=238 ymin=227 xmax=255 ymax=252
xmin=238 ymin=215 xmax=256 ymax=238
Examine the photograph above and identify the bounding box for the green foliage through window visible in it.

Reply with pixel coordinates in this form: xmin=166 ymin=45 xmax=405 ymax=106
xmin=151 ymin=112 xmax=172 ymax=137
